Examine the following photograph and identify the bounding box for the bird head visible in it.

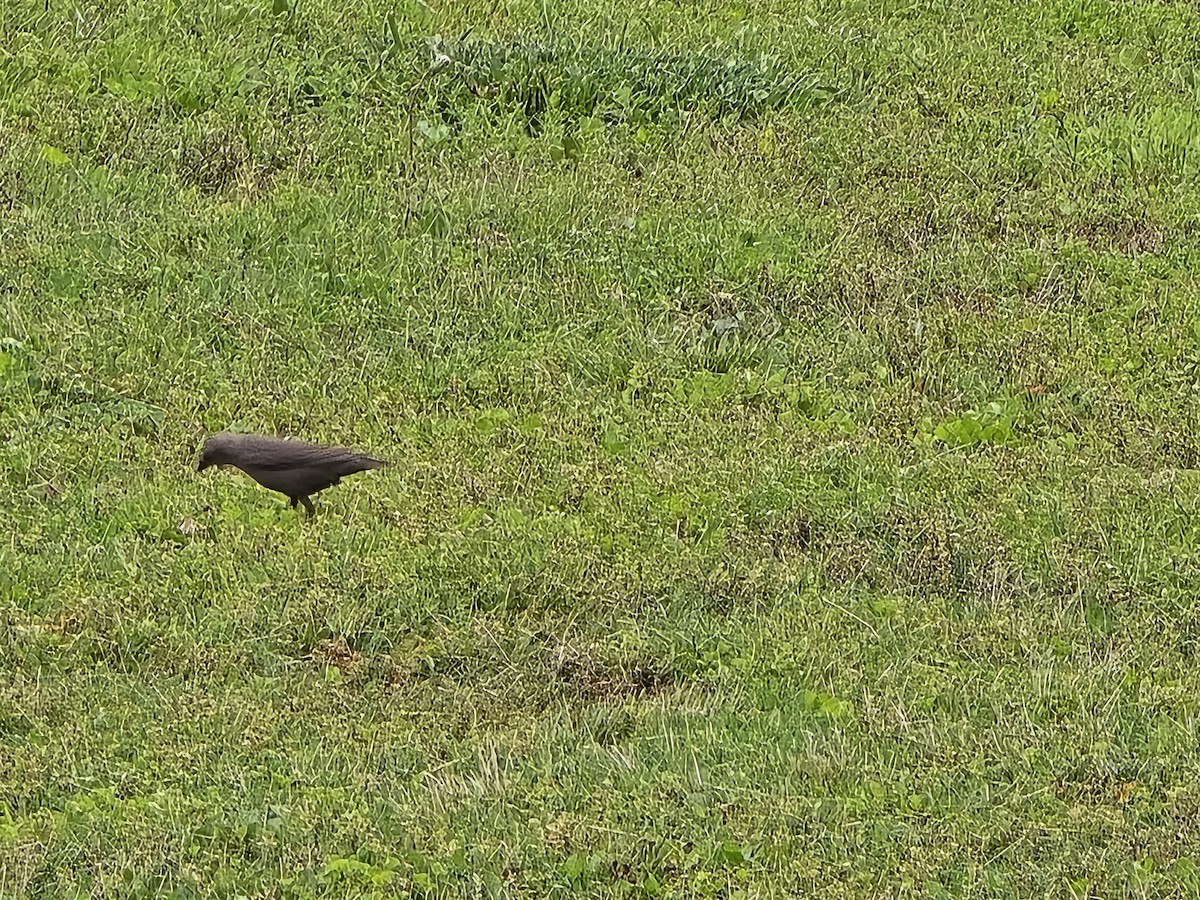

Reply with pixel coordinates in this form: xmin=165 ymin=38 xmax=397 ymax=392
xmin=197 ymin=433 xmax=237 ymax=471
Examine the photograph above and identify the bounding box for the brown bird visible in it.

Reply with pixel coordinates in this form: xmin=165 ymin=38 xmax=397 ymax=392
xmin=197 ymin=432 xmax=386 ymax=516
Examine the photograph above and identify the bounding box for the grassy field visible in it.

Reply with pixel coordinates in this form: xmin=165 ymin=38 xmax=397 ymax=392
xmin=4 ymin=0 xmax=1200 ymax=895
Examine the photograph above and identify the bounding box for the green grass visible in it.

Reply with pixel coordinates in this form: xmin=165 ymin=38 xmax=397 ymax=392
xmin=4 ymin=0 xmax=1200 ymax=895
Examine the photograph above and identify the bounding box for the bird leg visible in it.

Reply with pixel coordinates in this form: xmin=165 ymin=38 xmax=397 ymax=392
xmin=299 ymin=495 xmax=316 ymax=517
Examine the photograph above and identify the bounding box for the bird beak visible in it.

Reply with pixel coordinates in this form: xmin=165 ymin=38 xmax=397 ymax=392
xmin=197 ymin=459 xmax=211 ymax=472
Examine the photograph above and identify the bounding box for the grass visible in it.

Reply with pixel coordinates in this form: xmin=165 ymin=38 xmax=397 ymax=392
xmin=4 ymin=0 xmax=1200 ymax=895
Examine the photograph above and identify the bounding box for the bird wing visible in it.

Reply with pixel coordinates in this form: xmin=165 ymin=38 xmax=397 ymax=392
xmin=241 ymin=438 xmax=386 ymax=474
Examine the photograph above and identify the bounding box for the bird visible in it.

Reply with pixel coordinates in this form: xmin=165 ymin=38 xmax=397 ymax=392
xmin=197 ymin=432 xmax=386 ymax=516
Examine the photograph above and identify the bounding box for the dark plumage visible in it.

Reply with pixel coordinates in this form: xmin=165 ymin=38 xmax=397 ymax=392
xmin=197 ymin=432 xmax=386 ymax=515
